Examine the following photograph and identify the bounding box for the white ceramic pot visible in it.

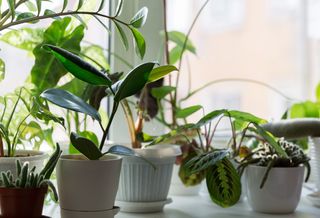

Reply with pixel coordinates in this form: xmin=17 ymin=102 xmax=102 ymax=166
xmin=169 ymin=164 xmax=202 ymax=196
xmin=308 ymin=137 xmax=320 ymax=189
xmin=245 ymin=165 xmax=304 ymax=214
xmin=56 ymin=154 xmax=122 ymax=214
xmin=116 ymin=144 xmax=181 ymax=212
xmin=0 ymin=150 xmax=48 ymax=176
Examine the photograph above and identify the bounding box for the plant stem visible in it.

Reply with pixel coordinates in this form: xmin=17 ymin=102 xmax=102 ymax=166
xmin=120 ymin=100 xmax=137 ymax=147
xmin=0 ymin=135 xmax=4 ymax=157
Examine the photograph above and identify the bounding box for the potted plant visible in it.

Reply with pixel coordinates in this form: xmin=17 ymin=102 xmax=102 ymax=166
xmin=0 ymin=87 xmax=63 ymax=176
xmin=0 ymin=143 xmax=61 ymax=217
xmin=238 ymin=135 xmax=310 ymax=214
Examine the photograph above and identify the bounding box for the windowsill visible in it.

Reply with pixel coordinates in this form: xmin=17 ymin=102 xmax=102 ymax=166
xmin=44 ymin=187 xmax=320 ymax=218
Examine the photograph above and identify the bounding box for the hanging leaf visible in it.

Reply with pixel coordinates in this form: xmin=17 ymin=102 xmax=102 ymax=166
xmin=113 ymin=21 xmax=128 ymax=50
xmin=41 ymin=88 xmax=101 ymax=122
xmin=70 ymin=132 xmax=103 ymax=160
xmin=24 ymin=1 xmax=37 ymax=12
xmin=16 ymin=12 xmax=38 ymax=23
xmin=44 ymin=9 xmax=60 ymax=19
xmin=227 ymin=110 xmax=267 ymax=124
xmin=43 ymin=44 xmax=112 ymax=87
xmin=206 ymin=158 xmax=241 ymax=208
xmin=167 ymin=31 xmax=196 ymax=54
xmin=169 ymin=46 xmax=183 ymax=65
xmin=77 ymin=0 xmax=84 ymax=11
xmin=130 ymin=7 xmax=148 ymax=28
xmin=0 ymin=59 xmax=5 ymax=82
xmin=62 ymin=0 xmax=68 ymax=12
xmin=36 ymin=0 xmax=41 ymax=15
xmin=7 ymin=0 xmax=15 ymax=21
xmin=148 ymin=65 xmax=177 ymax=83
xmin=113 ymin=62 xmax=156 ymax=102
xmin=151 ymin=86 xmax=175 ymax=99
xmin=130 ymin=27 xmax=146 ymax=59
xmin=196 ymin=109 xmax=227 ymax=127
xmin=114 ymin=0 xmax=123 ymax=17
xmin=176 ymin=105 xmax=202 ymax=119
xmin=97 ymin=0 xmax=106 ymax=12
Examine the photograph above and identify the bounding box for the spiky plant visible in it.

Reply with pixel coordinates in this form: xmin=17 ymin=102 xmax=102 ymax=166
xmin=0 ymin=144 xmax=62 ymax=201
xmin=238 ymin=138 xmax=310 ymax=189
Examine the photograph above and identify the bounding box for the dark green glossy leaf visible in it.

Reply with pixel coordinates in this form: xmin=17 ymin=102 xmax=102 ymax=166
xmin=41 ymin=88 xmax=101 ymax=122
xmin=179 ymin=151 xmax=205 ymax=186
xmin=227 ymin=110 xmax=267 ymax=124
xmin=206 ymin=158 xmax=241 ymax=208
xmin=130 ymin=7 xmax=148 ymax=28
xmin=185 ymin=150 xmax=229 ymax=175
xmin=31 ymin=18 xmax=84 ymax=92
xmin=151 ymin=86 xmax=175 ymax=99
xmin=43 ymin=44 xmax=112 ymax=87
xmin=114 ymin=62 xmax=156 ymax=102
xmin=69 ymin=131 xmax=99 ymax=154
xmin=130 ymin=27 xmax=146 ymax=59
xmin=0 ymin=58 xmax=5 ymax=82
xmin=113 ymin=21 xmax=128 ymax=50
xmin=62 ymin=0 xmax=68 ymax=12
xmin=16 ymin=12 xmax=38 ymax=23
xmin=7 ymin=0 xmax=15 ymax=21
xmin=148 ymin=65 xmax=177 ymax=83
xmin=114 ymin=0 xmax=123 ymax=16
xmin=196 ymin=109 xmax=227 ymax=127
xmin=77 ymin=0 xmax=84 ymax=11
xmin=176 ymin=105 xmax=202 ymax=119
xmin=70 ymin=132 xmax=103 ymax=160
xmin=167 ymin=31 xmax=196 ymax=54
xmin=105 ymin=145 xmax=135 ymax=156
xmin=40 ymin=143 xmax=62 ymax=179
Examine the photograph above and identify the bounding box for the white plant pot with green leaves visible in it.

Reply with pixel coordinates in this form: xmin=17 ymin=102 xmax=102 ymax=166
xmin=39 ymin=43 xmax=175 ymax=216
xmin=115 ymin=144 xmax=181 ymax=213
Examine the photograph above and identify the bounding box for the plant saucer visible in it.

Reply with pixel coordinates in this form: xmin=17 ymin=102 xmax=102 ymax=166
xmin=116 ymin=198 xmax=172 ymax=213
xmin=306 ymin=191 xmax=320 ymax=207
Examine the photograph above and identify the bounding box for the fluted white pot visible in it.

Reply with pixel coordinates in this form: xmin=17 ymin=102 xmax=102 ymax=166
xmin=309 ymin=137 xmax=320 ymax=189
xmin=0 ymin=150 xmax=47 ymax=176
xmin=245 ymin=165 xmax=304 ymax=214
xmin=57 ymin=154 xmax=122 ymax=216
xmin=116 ymin=145 xmax=181 ymax=212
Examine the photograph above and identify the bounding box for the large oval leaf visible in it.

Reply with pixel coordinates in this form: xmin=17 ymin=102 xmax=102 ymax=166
xmin=147 ymin=65 xmax=177 ymax=83
xmin=70 ymin=132 xmax=103 ymax=160
xmin=130 ymin=7 xmax=148 ymax=28
xmin=43 ymin=44 xmax=112 ymax=87
xmin=130 ymin=27 xmax=146 ymax=59
xmin=114 ymin=62 xmax=156 ymax=102
xmin=41 ymin=88 xmax=101 ymax=122
xmin=206 ymin=158 xmax=241 ymax=208
xmin=176 ymin=105 xmax=202 ymax=119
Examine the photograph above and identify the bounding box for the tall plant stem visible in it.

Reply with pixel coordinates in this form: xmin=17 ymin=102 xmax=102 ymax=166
xmin=121 ymin=100 xmax=138 ymax=148
xmin=99 ymin=102 xmax=119 ymax=150
xmin=0 ymin=135 xmax=3 ymax=157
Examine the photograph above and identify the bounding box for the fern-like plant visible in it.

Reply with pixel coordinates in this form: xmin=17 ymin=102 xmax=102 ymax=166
xmin=0 ymin=143 xmax=62 ymax=201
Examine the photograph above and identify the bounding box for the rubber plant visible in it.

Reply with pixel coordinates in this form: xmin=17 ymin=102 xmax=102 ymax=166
xmin=147 ymin=109 xmax=288 ymax=207
xmin=39 ymin=45 xmax=176 ymax=160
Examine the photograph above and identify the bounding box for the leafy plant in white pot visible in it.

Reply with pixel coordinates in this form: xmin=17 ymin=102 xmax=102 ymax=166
xmin=238 ymin=135 xmax=310 ymax=214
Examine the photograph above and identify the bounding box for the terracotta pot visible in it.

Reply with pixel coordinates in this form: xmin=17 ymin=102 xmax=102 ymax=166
xmin=0 ymin=186 xmax=47 ymax=217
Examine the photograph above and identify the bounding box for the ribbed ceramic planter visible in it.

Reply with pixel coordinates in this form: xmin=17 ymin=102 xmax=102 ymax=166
xmin=56 ymin=154 xmax=122 ymax=217
xmin=116 ymin=145 xmax=181 ymax=212
xmin=0 ymin=150 xmax=48 ymax=176
xmin=309 ymin=137 xmax=320 ymax=189
xmin=245 ymin=165 xmax=304 ymax=214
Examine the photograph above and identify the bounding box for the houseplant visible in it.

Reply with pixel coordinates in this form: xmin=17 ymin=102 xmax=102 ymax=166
xmin=0 ymin=143 xmax=61 ymax=217
xmin=39 ymin=44 xmax=176 ymax=215
xmin=238 ymin=137 xmax=310 ymax=214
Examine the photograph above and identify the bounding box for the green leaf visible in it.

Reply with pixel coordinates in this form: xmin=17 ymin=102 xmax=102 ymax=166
xmin=69 ymin=131 xmax=99 ymax=154
xmin=114 ymin=62 xmax=156 ymax=102
xmin=289 ymin=101 xmax=320 ymax=118
xmin=196 ymin=109 xmax=227 ymax=127
xmin=130 ymin=27 xmax=146 ymax=59
xmin=130 ymin=7 xmax=148 ymax=28
xmin=176 ymin=105 xmax=202 ymax=119
xmin=289 ymin=103 xmax=306 ymax=118
xmin=227 ymin=110 xmax=267 ymax=124
xmin=70 ymin=132 xmax=103 ymax=160
xmin=169 ymin=46 xmax=183 ymax=64
xmin=16 ymin=12 xmax=38 ymax=23
xmin=148 ymin=65 xmax=177 ymax=83
xmin=72 ymin=14 xmax=87 ymax=29
xmin=0 ymin=59 xmax=5 ymax=82
xmin=97 ymin=0 xmax=106 ymax=12
xmin=206 ymin=158 xmax=241 ymax=208
xmin=44 ymin=9 xmax=60 ymax=19
xmin=105 ymin=144 xmax=135 ymax=156
xmin=62 ymin=0 xmax=68 ymax=12
xmin=24 ymin=1 xmax=37 ymax=12
xmin=151 ymin=86 xmax=175 ymax=99
xmin=113 ymin=21 xmax=128 ymax=50
xmin=316 ymin=83 xmax=320 ymax=102
xmin=41 ymin=88 xmax=101 ymax=122
xmin=31 ymin=18 xmax=84 ymax=92
xmin=7 ymin=0 xmax=15 ymax=21
xmin=114 ymin=0 xmax=123 ymax=16
xmin=43 ymin=44 xmax=112 ymax=87
xmin=185 ymin=150 xmax=229 ymax=175
xmin=0 ymin=28 xmax=44 ymax=51
xmin=167 ymin=31 xmax=196 ymax=54
xmin=40 ymin=143 xmax=62 ymax=179
xmin=77 ymin=0 xmax=84 ymax=11
xmin=36 ymin=0 xmax=41 ymax=15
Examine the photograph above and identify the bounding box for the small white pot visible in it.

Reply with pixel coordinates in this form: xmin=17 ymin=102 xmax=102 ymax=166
xmin=116 ymin=144 xmax=181 ymax=212
xmin=56 ymin=154 xmax=122 ymax=213
xmin=169 ymin=164 xmax=202 ymax=196
xmin=245 ymin=165 xmax=304 ymax=214
xmin=0 ymin=150 xmax=48 ymax=176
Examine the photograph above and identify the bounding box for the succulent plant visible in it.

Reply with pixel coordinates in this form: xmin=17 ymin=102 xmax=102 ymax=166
xmin=0 ymin=144 xmax=62 ymax=201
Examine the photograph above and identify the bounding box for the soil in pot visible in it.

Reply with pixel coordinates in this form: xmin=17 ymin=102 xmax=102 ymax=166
xmin=0 ymin=186 xmax=48 ymax=217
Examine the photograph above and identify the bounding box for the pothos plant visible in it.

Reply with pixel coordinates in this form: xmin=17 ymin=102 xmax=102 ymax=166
xmin=148 ymin=109 xmax=289 ymax=207
xmin=38 ymin=45 xmax=176 ymax=160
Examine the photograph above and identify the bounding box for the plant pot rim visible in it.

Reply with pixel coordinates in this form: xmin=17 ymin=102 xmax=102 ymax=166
xmin=60 ymin=154 xmax=121 ymax=162
xmin=134 ymin=144 xmax=181 ymax=158
xmin=247 ymin=164 xmax=304 ymax=170
xmin=0 ymin=150 xmax=48 ymax=162
xmin=0 ymin=185 xmax=48 ymax=191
